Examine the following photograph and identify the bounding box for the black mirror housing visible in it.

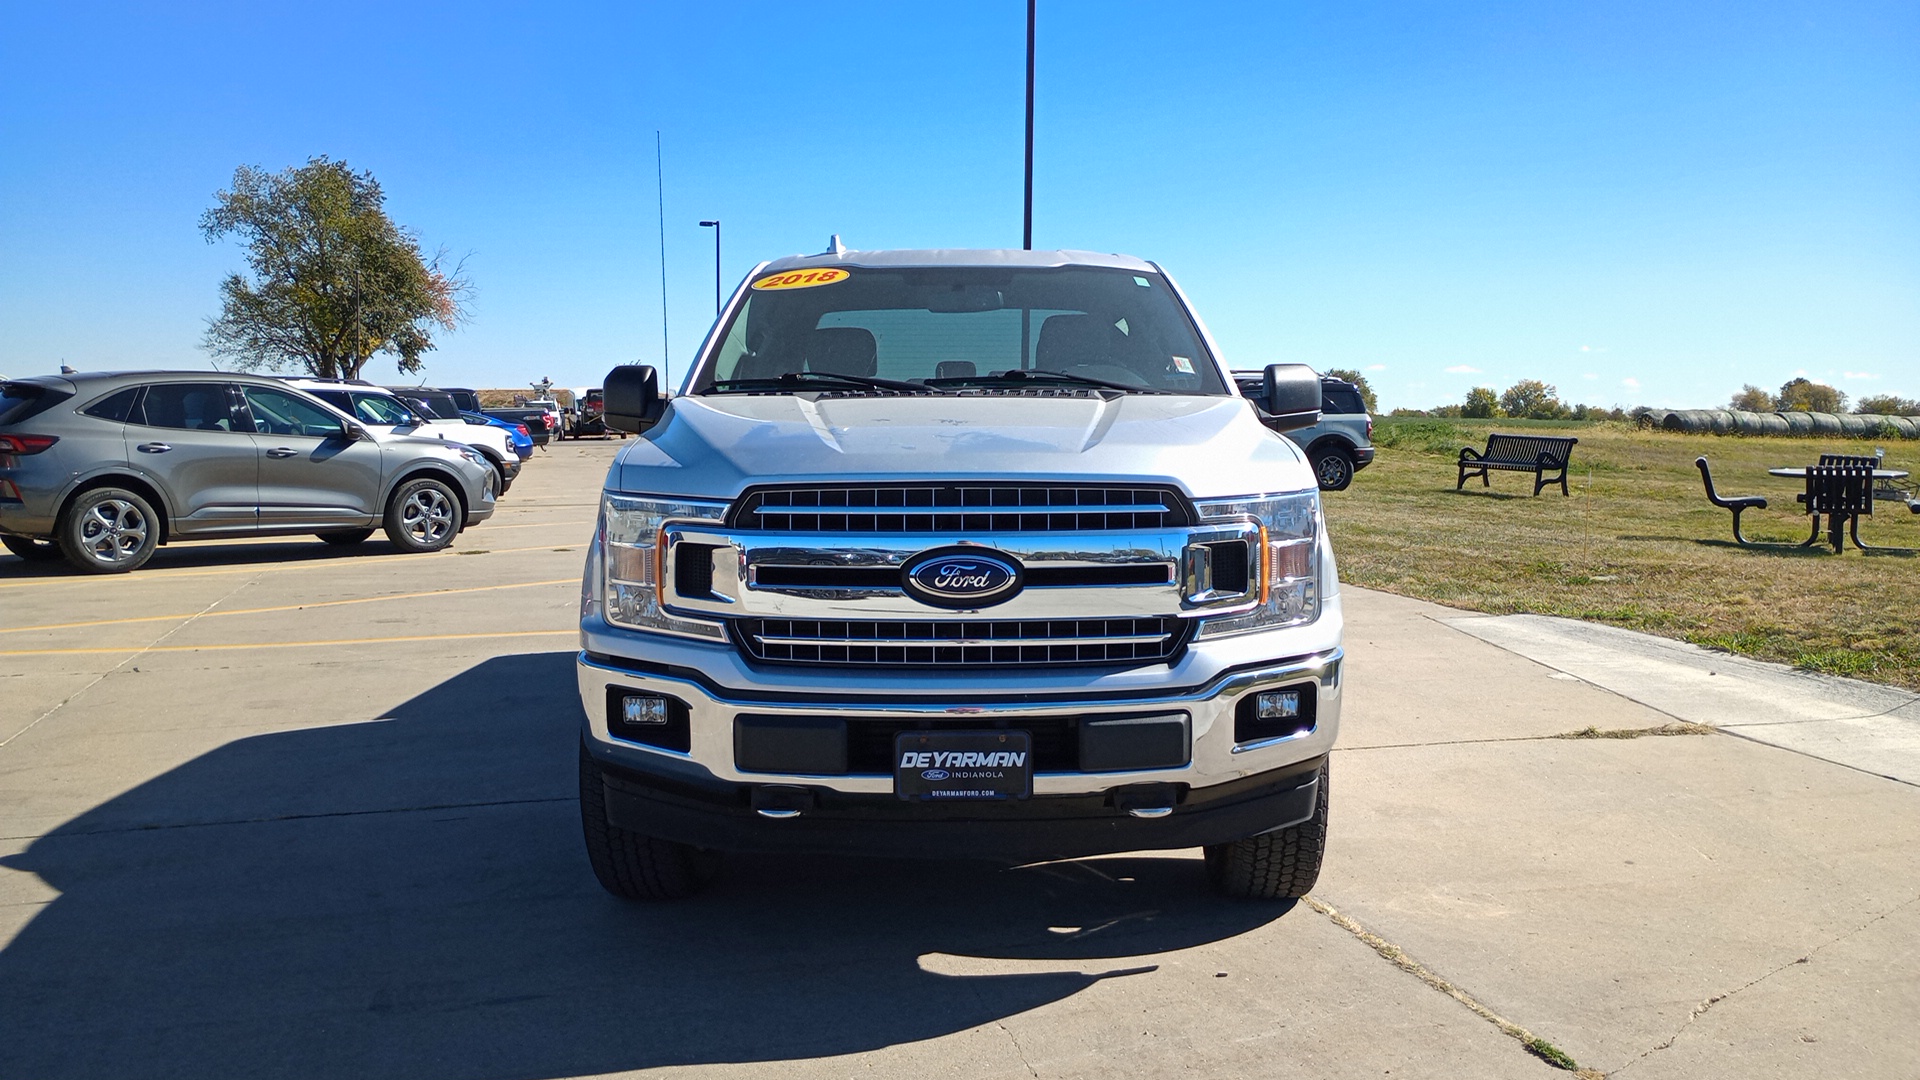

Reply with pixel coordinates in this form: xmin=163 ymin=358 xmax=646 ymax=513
xmin=603 ymin=365 xmax=666 ymax=433
xmin=1262 ymin=363 xmax=1322 ymax=433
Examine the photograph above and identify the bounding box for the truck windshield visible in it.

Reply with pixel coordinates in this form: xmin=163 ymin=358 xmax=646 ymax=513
xmin=696 ymin=266 xmax=1226 ymax=395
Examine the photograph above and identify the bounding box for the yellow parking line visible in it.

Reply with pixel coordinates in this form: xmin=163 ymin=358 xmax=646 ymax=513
xmin=0 ymin=579 xmax=576 ymax=636
xmin=0 ymin=629 xmax=576 ymax=657
xmin=0 ymin=542 xmax=584 ymax=590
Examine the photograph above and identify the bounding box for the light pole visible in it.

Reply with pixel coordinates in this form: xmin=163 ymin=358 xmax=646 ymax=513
xmin=698 ymin=220 xmax=721 ymax=315
xmin=1023 ymin=0 xmax=1035 ymax=250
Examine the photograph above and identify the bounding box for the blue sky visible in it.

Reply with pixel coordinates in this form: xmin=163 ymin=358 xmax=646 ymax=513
xmin=2 ymin=1 xmax=1915 ymax=411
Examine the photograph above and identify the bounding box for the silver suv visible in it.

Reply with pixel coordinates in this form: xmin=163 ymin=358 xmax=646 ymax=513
xmin=0 ymin=371 xmax=496 ymax=573
xmin=575 ymin=247 xmax=1343 ymax=902
xmin=1235 ymin=371 xmax=1374 ymax=490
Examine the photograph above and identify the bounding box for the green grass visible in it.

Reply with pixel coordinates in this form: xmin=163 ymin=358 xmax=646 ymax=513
xmin=1329 ymin=420 xmax=1920 ymax=691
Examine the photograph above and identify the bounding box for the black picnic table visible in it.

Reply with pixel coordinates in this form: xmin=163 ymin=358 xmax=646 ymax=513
xmin=1767 ymin=465 xmax=1910 ymax=552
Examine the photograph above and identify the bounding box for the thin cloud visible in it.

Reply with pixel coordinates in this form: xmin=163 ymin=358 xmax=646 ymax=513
xmin=1579 ymin=345 xmax=1608 ymax=353
xmin=1581 ymin=372 xmax=1598 ymax=380
xmin=1843 ymin=371 xmax=1878 ymax=380
xmin=1444 ymin=365 xmax=1481 ymax=374
xmin=1365 ymin=364 xmax=1386 ymax=372
xmin=1622 ymin=377 xmax=1641 ymax=389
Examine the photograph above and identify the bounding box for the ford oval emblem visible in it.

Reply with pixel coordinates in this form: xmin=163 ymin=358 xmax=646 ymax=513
xmin=921 ymin=769 xmax=951 ymax=781
xmin=901 ymin=547 xmax=1024 ymax=609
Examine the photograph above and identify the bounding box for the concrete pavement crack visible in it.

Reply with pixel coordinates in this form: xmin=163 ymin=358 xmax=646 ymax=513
xmin=1307 ymin=896 xmax=1604 ymax=1078
xmin=1 ymin=796 xmax=574 ymax=842
xmin=1614 ymin=891 xmax=1920 ymax=1075
xmin=0 ymin=575 xmax=259 ymax=748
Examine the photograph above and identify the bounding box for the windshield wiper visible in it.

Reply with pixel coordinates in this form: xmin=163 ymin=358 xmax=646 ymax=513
xmin=707 ymin=371 xmax=938 ymax=394
xmin=925 ymin=369 xmax=1168 ymax=394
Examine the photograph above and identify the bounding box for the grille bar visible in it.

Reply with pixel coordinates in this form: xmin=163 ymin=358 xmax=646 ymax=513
xmin=734 ymin=617 xmax=1189 ymax=667
xmin=753 ymin=633 xmax=1171 ymax=648
xmin=732 ymin=484 xmax=1191 ymax=533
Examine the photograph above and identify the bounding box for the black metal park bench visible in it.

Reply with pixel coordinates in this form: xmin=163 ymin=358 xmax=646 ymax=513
xmin=1457 ymin=433 xmax=1579 ymax=496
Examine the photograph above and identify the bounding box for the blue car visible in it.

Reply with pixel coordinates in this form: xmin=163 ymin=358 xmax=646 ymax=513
xmin=462 ymin=411 xmax=534 ymax=460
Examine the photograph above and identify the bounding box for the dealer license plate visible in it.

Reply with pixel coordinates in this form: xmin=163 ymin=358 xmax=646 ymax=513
xmin=894 ymin=729 xmax=1032 ymax=801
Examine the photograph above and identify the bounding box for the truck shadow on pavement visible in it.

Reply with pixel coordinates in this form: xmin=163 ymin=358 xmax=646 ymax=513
xmin=0 ymin=651 xmax=1290 ymax=1079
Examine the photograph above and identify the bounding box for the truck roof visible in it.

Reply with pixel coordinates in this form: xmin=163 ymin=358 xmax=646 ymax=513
xmin=757 ymin=248 xmax=1159 ymax=275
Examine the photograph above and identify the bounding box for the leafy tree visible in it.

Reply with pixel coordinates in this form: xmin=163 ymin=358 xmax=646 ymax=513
xmin=1461 ymin=386 xmax=1501 ymax=418
xmin=1728 ymin=384 xmax=1775 ymax=411
xmin=1775 ymin=377 xmax=1845 ymax=414
xmin=1499 ymin=379 xmax=1567 ymax=419
xmin=201 ymin=157 xmax=470 ymax=379
xmin=1322 ymin=368 xmax=1379 ymax=413
xmin=1855 ymin=393 xmax=1920 ymax=415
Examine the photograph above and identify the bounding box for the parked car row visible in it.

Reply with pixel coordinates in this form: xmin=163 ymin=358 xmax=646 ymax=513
xmin=0 ymin=370 xmax=549 ymax=573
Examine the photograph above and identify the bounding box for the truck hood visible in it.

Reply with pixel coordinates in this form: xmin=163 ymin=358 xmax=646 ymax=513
xmin=611 ymin=394 xmax=1313 ymax=500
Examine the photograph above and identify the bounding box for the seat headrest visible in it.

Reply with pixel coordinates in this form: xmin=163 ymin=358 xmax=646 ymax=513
xmin=804 ymin=327 xmax=878 ymax=378
xmin=1035 ymin=314 xmax=1119 ymax=371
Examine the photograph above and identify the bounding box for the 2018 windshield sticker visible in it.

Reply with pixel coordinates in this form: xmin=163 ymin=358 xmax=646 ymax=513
xmin=751 ymin=268 xmax=850 ymax=290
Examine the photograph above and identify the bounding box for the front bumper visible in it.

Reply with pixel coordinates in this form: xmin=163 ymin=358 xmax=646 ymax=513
xmin=576 ymin=605 xmax=1343 ymax=858
xmin=463 ymin=470 xmax=498 ymax=528
xmin=591 ymin=746 xmax=1325 ymax=861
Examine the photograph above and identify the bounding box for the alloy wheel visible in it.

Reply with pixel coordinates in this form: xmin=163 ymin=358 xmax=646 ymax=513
xmin=400 ymin=488 xmax=456 ymax=546
xmin=78 ymin=499 xmax=151 ymax=565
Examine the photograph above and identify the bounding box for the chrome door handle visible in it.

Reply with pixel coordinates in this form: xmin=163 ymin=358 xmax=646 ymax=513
xmin=136 ymin=442 xmax=172 ymax=453
xmin=265 ymin=447 xmax=299 ymax=458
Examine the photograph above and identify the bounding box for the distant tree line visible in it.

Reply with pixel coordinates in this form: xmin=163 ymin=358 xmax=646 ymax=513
xmin=1729 ymin=378 xmax=1918 ymax=416
xmin=1380 ymin=373 xmax=1917 ymax=421
xmin=1388 ymin=378 xmax=1627 ymax=421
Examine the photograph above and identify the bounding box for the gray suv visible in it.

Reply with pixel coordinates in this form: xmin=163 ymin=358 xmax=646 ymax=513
xmin=1235 ymin=371 xmax=1374 ymax=490
xmin=0 ymin=371 xmax=497 ymax=573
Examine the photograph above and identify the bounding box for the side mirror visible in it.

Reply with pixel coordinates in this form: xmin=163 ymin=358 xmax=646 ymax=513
xmin=603 ymin=365 xmax=666 ymax=433
xmin=1262 ymin=363 xmax=1322 ymax=433
xmin=344 ymin=423 xmax=370 ymax=442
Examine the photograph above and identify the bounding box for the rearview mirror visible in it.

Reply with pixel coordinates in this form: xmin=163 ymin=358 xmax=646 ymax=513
xmin=603 ymin=365 xmax=666 ymax=433
xmin=1262 ymin=364 xmax=1322 ymax=433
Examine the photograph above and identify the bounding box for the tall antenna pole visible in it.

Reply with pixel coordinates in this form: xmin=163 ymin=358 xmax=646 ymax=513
xmin=656 ymin=131 xmax=670 ymax=391
xmin=1023 ymin=0 xmax=1035 ymax=250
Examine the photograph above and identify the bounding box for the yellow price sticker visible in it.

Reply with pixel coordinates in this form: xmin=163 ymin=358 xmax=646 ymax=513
xmin=751 ymin=268 xmax=850 ymax=291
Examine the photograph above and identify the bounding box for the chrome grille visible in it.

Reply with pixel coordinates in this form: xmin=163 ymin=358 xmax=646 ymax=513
xmin=731 ymin=484 xmax=1190 ymax=533
xmin=733 ymin=617 xmax=1189 ymax=667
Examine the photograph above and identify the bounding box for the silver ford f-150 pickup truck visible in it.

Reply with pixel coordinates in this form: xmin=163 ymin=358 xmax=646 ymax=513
xmin=575 ymin=246 xmax=1343 ymax=900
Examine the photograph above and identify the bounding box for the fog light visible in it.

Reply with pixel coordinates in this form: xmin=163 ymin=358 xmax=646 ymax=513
xmin=1256 ymin=691 xmax=1300 ymax=720
xmin=622 ymin=695 xmax=670 ymax=725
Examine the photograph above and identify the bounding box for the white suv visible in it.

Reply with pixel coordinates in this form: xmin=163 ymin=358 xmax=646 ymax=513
xmin=281 ymin=379 xmax=521 ymax=493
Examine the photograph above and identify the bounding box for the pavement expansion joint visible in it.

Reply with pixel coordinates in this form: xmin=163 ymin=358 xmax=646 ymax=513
xmin=1614 ymin=889 xmax=1920 ymax=1075
xmin=1306 ymin=896 xmax=1604 ymax=1078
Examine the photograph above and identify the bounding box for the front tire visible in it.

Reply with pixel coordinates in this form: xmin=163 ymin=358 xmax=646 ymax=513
xmin=1205 ymin=761 xmax=1329 ymax=900
xmin=383 ymin=477 xmax=461 ymax=553
xmin=1312 ymin=447 xmax=1356 ymax=491
xmin=579 ymin=743 xmax=719 ymax=900
xmin=57 ymin=488 xmax=161 ymax=573
xmin=2 ymin=535 xmax=64 ymax=562
xmin=316 ymin=529 xmax=375 ymax=547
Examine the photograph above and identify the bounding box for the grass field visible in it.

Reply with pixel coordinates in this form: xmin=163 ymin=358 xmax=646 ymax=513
xmin=1326 ymin=418 xmax=1920 ymax=691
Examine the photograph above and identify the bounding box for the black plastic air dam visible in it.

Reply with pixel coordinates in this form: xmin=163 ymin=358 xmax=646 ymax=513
xmin=590 ymin=751 xmax=1325 ymax=861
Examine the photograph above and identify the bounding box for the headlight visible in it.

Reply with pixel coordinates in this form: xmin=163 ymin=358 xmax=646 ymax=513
xmin=597 ymin=493 xmax=729 ymax=639
xmin=1192 ymin=491 xmax=1321 ymax=637
xmin=457 ymin=446 xmax=488 ymax=470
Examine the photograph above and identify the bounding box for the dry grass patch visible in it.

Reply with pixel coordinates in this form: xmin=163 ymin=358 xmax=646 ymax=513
xmin=1332 ymin=420 xmax=1920 ymax=691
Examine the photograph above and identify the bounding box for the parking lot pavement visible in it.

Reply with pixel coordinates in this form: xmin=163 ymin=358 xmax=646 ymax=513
xmin=2 ymin=450 xmax=1915 ymax=1079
